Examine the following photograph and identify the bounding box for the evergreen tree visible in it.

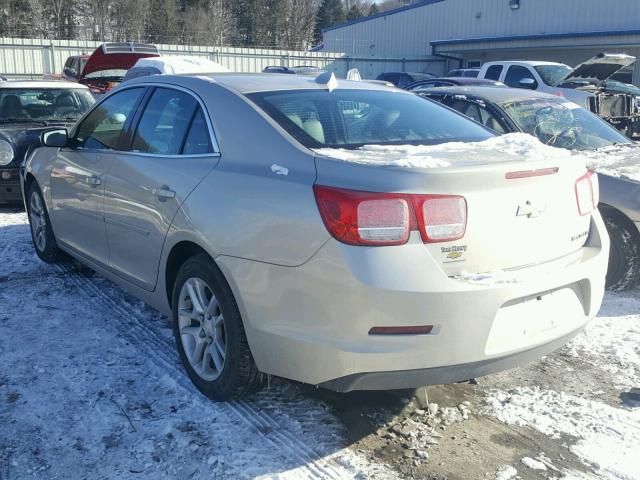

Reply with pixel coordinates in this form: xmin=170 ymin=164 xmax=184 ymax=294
xmin=314 ymin=0 xmax=344 ymax=42
xmin=368 ymin=3 xmax=379 ymax=15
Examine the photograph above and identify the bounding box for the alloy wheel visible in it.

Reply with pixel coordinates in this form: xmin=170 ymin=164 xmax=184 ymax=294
xmin=177 ymin=277 xmax=226 ymax=381
xmin=29 ymin=191 xmax=47 ymax=252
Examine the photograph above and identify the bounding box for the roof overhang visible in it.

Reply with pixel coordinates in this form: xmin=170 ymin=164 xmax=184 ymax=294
xmin=431 ymin=29 xmax=640 ymax=54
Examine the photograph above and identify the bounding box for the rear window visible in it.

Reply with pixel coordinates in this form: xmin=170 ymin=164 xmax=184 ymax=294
xmin=246 ymin=89 xmax=492 ymax=149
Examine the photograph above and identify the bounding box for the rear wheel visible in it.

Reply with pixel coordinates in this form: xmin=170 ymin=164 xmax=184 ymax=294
xmin=27 ymin=183 xmax=65 ymax=263
xmin=172 ymin=254 xmax=262 ymax=400
xmin=604 ymin=215 xmax=640 ymax=291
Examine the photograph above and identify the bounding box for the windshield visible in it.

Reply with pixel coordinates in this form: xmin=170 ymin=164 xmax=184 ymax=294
xmin=84 ymin=69 xmax=128 ymax=80
xmin=247 ymin=89 xmax=492 ymax=149
xmin=500 ymin=97 xmax=631 ymax=151
xmin=533 ymin=65 xmax=572 ymax=86
xmin=0 ymin=88 xmax=95 ymax=123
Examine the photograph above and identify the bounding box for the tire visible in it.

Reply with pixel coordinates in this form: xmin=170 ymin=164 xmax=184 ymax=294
xmin=172 ymin=253 xmax=262 ymax=400
xmin=604 ymin=215 xmax=640 ymax=291
xmin=27 ymin=182 xmax=66 ymax=263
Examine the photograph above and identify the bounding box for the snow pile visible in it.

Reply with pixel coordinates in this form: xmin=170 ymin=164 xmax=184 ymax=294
xmin=565 ymin=293 xmax=640 ymax=388
xmin=485 ymin=387 xmax=640 ymax=480
xmin=579 ymin=143 xmax=640 ymax=183
xmin=132 ymin=56 xmax=229 ymax=74
xmin=521 ymin=456 xmax=547 ymax=471
xmin=314 ymin=132 xmax=576 ymax=168
xmin=453 ymin=270 xmax=519 ymax=286
xmin=494 ymin=465 xmax=518 ymax=480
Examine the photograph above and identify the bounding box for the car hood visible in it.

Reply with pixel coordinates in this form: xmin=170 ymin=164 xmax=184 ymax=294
xmin=560 ymin=53 xmax=636 ymax=84
xmin=581 ymin=142 xmax=640 ymax=183
xmin=0 ymin=124 xmax=73 ymax=167
xmin=81 ymin=43 xmax=159 ymax=78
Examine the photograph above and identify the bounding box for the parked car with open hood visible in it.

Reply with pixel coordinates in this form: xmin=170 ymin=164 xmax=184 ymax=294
xmin=0 ymin=80 xmax=94 ymax=204
xmin=60 ymin=43 xmax=160 ymax=96
xmin=22 ymin=73 xmax=607 ymax=399
xmin=420 ymin=85 xmax=639 ymax=290
xmin=477 ymin=54 xmax=640 ymax=135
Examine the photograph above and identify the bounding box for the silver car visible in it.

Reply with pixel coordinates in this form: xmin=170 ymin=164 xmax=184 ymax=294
xmin=21 ymin=74 xmax=608 ymax=400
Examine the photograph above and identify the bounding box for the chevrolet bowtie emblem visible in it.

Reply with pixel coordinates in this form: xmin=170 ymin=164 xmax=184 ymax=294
xmin=517 ymin=201 xmax=546 ymax=218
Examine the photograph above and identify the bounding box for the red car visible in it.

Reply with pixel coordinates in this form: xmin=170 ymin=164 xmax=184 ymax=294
xmin=61 ymin=42 xmax=159 ymax=95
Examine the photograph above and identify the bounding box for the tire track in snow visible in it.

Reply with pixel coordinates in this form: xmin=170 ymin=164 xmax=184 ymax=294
xmin=56 ymin=262 xmax=348 ymax=480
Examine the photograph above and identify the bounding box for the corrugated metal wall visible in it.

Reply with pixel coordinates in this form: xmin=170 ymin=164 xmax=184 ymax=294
xmin=323 ymin=0 xmax=640 ymax=57
xmin=0 ymin=37 xmax=442 ymax=80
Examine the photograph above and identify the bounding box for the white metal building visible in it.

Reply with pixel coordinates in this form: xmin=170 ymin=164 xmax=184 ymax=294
xmin=322 ymin=0 xmax=640 ymax=83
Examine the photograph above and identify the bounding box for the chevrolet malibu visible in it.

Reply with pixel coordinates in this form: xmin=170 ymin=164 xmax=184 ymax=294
xmin=21 ymin=73 xmax=609 ymax=400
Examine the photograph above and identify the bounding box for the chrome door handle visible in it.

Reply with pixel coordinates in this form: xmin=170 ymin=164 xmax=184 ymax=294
xmin=152 ymin=187 xmax=176 ymax=200
xmin=85 ymin=175 xmax=101 ymax=186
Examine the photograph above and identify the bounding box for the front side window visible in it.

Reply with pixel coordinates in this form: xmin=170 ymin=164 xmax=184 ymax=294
xmin=132 ymin=88 xmax=198 ymax=155
xmin=247 ymin=89 xmax=492 ymax=149
xmin=484 ymin=65 xmax=503 ymax=81
xmin=504 ymin=66 xmax=537 ymax=88
xmin=500 ymin=97 xmax=630 ymax=150
xmin=75 ymin=87 xmax=143 ymax=150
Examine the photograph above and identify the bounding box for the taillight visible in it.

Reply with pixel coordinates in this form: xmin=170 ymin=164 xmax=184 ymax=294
xmin=413 ymin=196 xmax=467 ymax=242
xmin=313 ymin=185 xmax=467 ymax=246
xmin=575 ymin=170 xmax=598 ymax=216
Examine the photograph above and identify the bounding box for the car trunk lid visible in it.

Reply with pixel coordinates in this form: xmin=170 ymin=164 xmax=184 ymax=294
xmin=80 ymin=42 xmax=159 ymax=79
xmin=314 ymin=134 xmax=594 ymax=275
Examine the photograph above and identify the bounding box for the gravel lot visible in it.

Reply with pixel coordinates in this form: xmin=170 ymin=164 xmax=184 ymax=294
xmin=1 ymin=208 xmax=638 ymax=480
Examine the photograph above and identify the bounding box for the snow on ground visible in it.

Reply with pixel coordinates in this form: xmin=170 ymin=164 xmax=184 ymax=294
xmin=0 ymin=210 xmax=396 ymax=480
xmin=314 ymin=132 xmax=575 ymax=168
xmin=485 ymin=291 xmax=640 ymax=480
xmin=565 ymin=294 xmax=640 ymax=388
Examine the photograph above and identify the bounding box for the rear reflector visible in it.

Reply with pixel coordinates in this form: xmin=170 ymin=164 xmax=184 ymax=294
xmin=313 ymin=185 xmax=467 ymax=246
xmin=506 ymin=167 xmax=559 ymax=179
xmin=575 ymin=170 xmax=598 ymax=216
xmin=369 ymin=325 xmax=434 ymax=335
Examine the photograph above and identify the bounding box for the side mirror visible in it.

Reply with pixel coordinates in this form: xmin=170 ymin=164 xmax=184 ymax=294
xmin=519 ymin=77 xmax=538 ymax=89
xmin=42 ymin=129 xmax=68 ymax=148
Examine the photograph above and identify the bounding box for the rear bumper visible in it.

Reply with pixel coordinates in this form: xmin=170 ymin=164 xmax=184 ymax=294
xmin=319 ymin=328 xmax=581 ymax=392
xmin=0 ymin=168 xmax=22 ymax=204
xmin=217 ymin=213 xmax=609 ymax=389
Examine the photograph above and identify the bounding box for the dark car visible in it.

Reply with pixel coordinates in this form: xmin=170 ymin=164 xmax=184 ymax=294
xmin=375 ymin=71 xmax=436 ymax=88
xmin=405 ymin=77 xmax=505 ymax=91
xmin=419 ymin=85 xmax=640 ymax=290
xmin=447 ymin=68 xmax=480 ymax=78
xmin=0 ymin=81 xmax=94 ymax=204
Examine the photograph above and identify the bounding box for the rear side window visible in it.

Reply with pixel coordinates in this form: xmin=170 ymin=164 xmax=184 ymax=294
xmin=504 ymin=66 xmax=536 ymax=87
xmin=132 ymin=88 xmax=197 ymax=155
xmin=247 ymin=89 xmax=492 ymax=149
xmin=484 ymin=65 xmax=503 ymax=81
xmin=75 ymin=87 xmax=143 ymax=150
xmin=183 ymin=108 xmax=213 ymax=155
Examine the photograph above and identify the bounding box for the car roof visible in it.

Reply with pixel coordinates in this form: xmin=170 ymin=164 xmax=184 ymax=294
xmin=417 ymin=86 xmax=557 ymax=104
xmin=483 ymin=60 xmax=565 ymax=67
xmin=125 ymin=72 xmax=397 ymax=94
xmin=0 ymin=80 xmax=91 ymax=90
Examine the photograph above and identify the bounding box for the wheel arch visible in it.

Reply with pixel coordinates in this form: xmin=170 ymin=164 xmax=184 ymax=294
xmin=599 ymin=203 xmax=640 ymax=241
xmin=164 ymin=240 xmax=211 ymax=307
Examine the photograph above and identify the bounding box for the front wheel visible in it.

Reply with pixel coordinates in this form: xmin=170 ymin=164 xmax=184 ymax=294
xmin=27 ymin=183 xmax=66 ymax=263
xmin=604 ymin=215 xmax=640 ymax=291
xmin=172 ymin=254 xmax=263 ymax=400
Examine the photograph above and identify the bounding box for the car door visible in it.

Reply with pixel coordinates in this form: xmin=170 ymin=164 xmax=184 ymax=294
xmin=49 ymin=87 xmax=146 ymax=265
xmin=103 ymin=86 xmax=219 ymax=291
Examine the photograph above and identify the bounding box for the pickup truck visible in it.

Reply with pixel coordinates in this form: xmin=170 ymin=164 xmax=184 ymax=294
xmin=477 ymin=54 xmax=640 ymax=136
